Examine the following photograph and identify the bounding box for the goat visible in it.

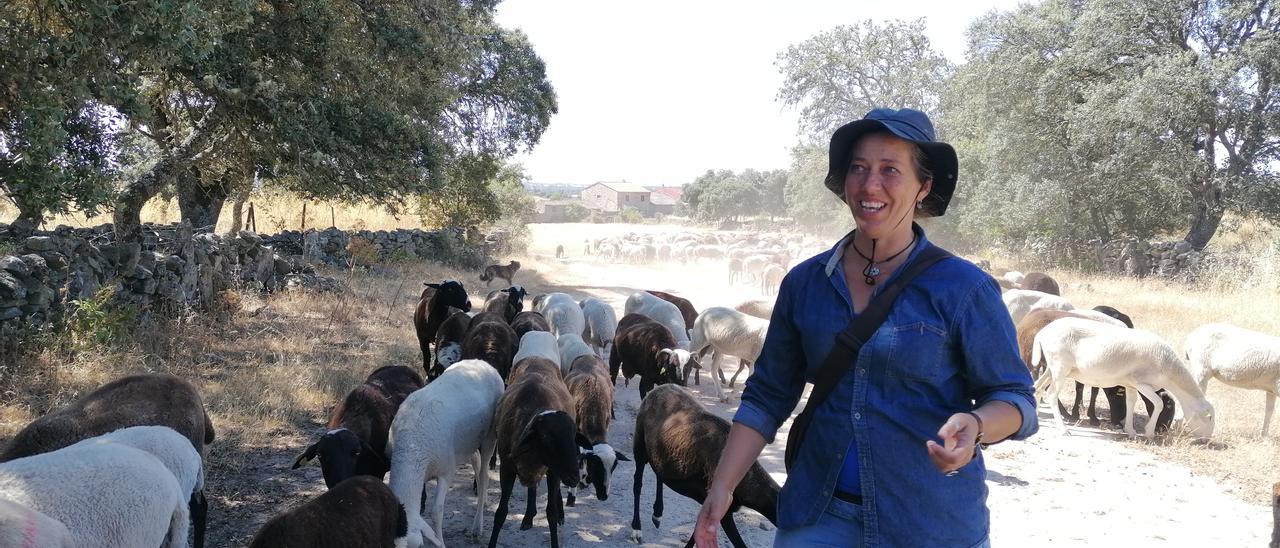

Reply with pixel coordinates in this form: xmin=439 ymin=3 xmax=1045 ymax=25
xmin=414 ymin=280 xmax=472 ymax=374
xmin=248 ymin=476 xmax=409 ymax=548
xmin=631 ymin=385 xmax=778 ymax=547
xmin=294 ymin=366 xmax=424 ymax=489
xmin=489 ymin=357 xmax=580 ymax=548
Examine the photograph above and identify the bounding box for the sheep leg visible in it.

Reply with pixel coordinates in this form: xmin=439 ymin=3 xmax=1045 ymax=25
xmin=1068 ymin=382 xmax=1085 ymax=420
xmin=521 ymin=484 xmax=538 ymax=530
xmin=163 ymin=497 xmax=191 ymax=548
xmin=720 ymin=514 xmax=749 ymax=548
xmin=709 ymin=350 xmax=728 ymax=402
xmin=1264 ymin=391 xmax=1276 ymax=437
xmin=653 ymin=477 xmax=665 ymax=529
xmin=547 ymin=474 xmax=563 ymax=548
xmin=1047 ymin=373 xmax=1071 ymax=435
xmin=1122 ymin=384 xmax=1139 ymax=438
xmin=1132 ymin=384 xmax=1164 ymax=438
xmin=728 ymin=359 xmax=750 ymax=388
xmin=433 ymin=471 xmax=451 ymax=547
xmin=190 ymin=490 xmax=207 ymax=548
xmin=630 ymin=444 xmax=647 ymax=543
xmin=471 ymin=449 xmax=490 ymax=539
xmin=488 ymin=460 xmax=517 ymax=548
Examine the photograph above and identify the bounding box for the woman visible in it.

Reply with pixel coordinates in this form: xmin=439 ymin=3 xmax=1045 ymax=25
xmin=694 ymin=108 xmax=1037 ymax=547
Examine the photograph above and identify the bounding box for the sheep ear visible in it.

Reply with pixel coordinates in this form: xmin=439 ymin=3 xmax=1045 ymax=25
xmin=615 ymin=451 xmax=631 ymax=462
xmin=575 ymin=432 xmax=593 ymax=450
xmin=292 ymin=443 xmax=319 ymax=469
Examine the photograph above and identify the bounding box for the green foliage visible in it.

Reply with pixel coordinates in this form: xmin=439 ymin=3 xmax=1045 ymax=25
xmin=784 ymin=144 xmax=854 ymax=238
xmin=417 ymin=160 xmax=535 ymax=255
xmin=777 ymin=18 xmax=953 ymax=139
xmin=620 ymin=207 xmax=644 ymax=224
xmin=561 ymin=204 xmax=590 ymax=222
xmin=681 ymin=169 xmax=787 ymax=222
xmin=67 ymin=287 xmax=137 ymax=349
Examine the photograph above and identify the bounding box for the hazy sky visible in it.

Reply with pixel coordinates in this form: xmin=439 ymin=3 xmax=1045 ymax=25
xmin=494 ymin=0 xmax=1027 ymax=187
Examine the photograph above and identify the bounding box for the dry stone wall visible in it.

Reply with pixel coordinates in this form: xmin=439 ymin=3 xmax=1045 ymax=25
xmin=0 ymin=222 xmax=472 ymax=341
xmin=1098 ymin=238 xmax=1209 ymax=279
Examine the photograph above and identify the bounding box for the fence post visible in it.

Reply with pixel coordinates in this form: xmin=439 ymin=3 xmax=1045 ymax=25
xmin=330 ymin=205 xmax=336 ymax=228
xmin=246 ymin=202 xmax=256 ymax=233
xmin=301 ymin=202 xmax=307 ymax=231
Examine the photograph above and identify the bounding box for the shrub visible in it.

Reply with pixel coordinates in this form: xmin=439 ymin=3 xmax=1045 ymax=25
xmin=620 ymin=207 xmax=643 ymax=224
xmin=67 ymin=287 xmax=137 ymax=349
xmin=346 ymin=236 xmax=380 ymax=267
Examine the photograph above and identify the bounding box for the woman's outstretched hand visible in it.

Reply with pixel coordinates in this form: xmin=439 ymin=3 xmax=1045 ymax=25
xmin=694 ymin=486 xmax=733 ymax=547
xmin=925 ymin=412 xmax=979 ymax=474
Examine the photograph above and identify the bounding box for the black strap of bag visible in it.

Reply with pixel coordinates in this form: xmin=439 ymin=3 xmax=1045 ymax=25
xmin=784 ymin=244 xmax=953 ymax=472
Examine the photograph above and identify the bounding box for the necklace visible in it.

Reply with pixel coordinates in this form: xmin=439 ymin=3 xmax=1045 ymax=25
xmin=852 ymin=232 xmax=918 ymax=285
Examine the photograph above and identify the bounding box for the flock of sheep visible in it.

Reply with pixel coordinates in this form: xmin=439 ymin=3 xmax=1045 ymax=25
xmin=1 ymin=236 xmax=1277 ymax=548
xmin=586 ymin=232 xmax=808 ymax=296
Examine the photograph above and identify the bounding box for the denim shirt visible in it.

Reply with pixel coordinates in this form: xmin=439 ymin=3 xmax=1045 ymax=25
xmin=734 ymin=224 xmax=1038 ymax=547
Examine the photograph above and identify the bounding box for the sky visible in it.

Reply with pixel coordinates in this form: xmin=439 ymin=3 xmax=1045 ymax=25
xmin=494 ymin=0 xmax=1029 ymax=188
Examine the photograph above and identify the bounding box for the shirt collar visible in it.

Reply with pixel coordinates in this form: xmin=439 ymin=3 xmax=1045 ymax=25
xmin=824 ymin=223 xmax=930 ymax=278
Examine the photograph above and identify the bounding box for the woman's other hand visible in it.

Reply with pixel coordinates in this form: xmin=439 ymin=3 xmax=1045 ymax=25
xmin=694 ymin=486 xmax=733 ymax=547
xmin=925 ymin=412 xmax=979 ymax=474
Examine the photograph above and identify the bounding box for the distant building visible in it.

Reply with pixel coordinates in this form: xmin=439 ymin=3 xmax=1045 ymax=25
xmin=581 ymin=182 xmax=653 ymax=216
xmin=533 ymin=197 xmax=584 ymax=223
xmin=648 ymin=187 xmax=683 ymax=216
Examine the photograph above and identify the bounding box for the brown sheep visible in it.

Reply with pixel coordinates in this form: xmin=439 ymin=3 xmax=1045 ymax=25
xmin=1020 ymin=272 xmax=1060 ymax=295
xmin=564 ymin=354 xmax=629 ymax=507
xmin=293 ymin=366 xmax=423 ymax=489
xmin=463 ymin=311 xmax=518 ymax=381
xmin=645 ymin=290 xmax=697 ymax=336
xmin=413 ymin=280 xmax=472 ymax=374
xmin=0 ymin=373 xmax=215 ymax=548
xmin=630 ymin=384 xmax=778 ymax=546
xmin=510 ymin=310 xmax=551 ymax=341
xmin=490 ymin=357 xmax=580 ymax=548
xmin=248 ymin=476 xmax=408 ymax=548
xmin=610 ymin=313 xmax=687 ymax=400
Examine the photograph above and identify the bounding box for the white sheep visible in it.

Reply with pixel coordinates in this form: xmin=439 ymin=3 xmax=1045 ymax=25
xmin=0 ymin=498 xmax=74 ymax=548
xmin=760 ymin=264 xmax=785 ymax=296
xmin=538 ymin=292 xmax=587 ymax=339
xmin=1184 ymin=323 xmax=1280 ymax=436
xmin=0 ymin=429 xmax=195 ymax=548
xmin=733 ymin=298 xmax=774 ymax=320
xmin=579 ymin=298 xmax=618 ymax=358
xmin=557 ymin=333 xmax=596 ymax=374
xmin=1003 ymin=288 xmax=1074 ymax=325
xmin=387 ymin=359 xmax=505 ymax=548
xmin=623 ymin=291 xmax=691 ymax=350
xmin=513 ymin=331 xmax=561 ymax=373
xmin=1032 ymin=317 xmax=1215 ymax=440
xmin=688 ymin=307 xmax=769 ymax=402
xmin=1002 ymin=270 xmax=1025 ymax=286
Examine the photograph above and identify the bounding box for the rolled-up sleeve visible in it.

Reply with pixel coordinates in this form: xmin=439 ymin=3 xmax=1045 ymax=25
xmin=954 ymin=277 xmax=1039 ymax=441
xmin=734 ymin=271 xmax=808 ymax=443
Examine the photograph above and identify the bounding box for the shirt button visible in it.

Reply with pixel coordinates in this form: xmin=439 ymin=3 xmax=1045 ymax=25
xmin=857 ymin=368 xmax=866 ymax=375
xmin=853 ymin=412 xmax=862 ymax=420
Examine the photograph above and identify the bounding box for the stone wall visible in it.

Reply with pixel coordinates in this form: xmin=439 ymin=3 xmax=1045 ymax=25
xmin=1098 ymin=238 xmax=1209 ymax=279
xmin=0 ymin=222 xmax=474 ymax=340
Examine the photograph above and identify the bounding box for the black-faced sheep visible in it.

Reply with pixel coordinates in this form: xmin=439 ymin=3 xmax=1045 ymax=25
xmin=511 ymin=310 xmax=551 ymax=341
xmin=490 ymin=357 xmax=580 ymax=548
xmin=484 ymin=285 xmax=527 ymax=323
xmin=1185 ymin=322 xmax=1280 ymax=436
xmin=429 ymin=310 xmax=471 ymax=381
xmin=563 ymin=354 xmax=629 ymax=508
xmin=1033 ymin=317 xmax=1215 ymax=440
xmin=462 ymin=311 xmax=519 ymax=381
xmin=414 ymin=280 xmax=472 ymax=374
xmin=248 ymin=475 xmax=409 ymax=548
xmin=387 ymin=359 xmax=504 ymax=548
xmin=293 ymin=365 xmax=424 ymax=489
xmin=0 ymin=373 xmax=215 ymax=548
xmin=630 ymin=385 xmax=778 ymax=547
xmin=1020 ymin=271 xmax=1061 ymax=295
xmin=0 ymin=426 xmax=204 ymax=548
xmin=610 ymin=313 xmax=688 ymax=400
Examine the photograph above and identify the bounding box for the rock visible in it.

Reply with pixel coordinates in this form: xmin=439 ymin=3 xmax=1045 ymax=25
xmin=0 ymin=256 xmax=30 ymax=277
xmin=39 ymin=251 xmax=69 ymax=270
xmin=23 ymin=236 xmax=55 ymax=252
xmin=19 ymin=254 xmax=48 ymax=275
xmin=131 ymin=265 xmax=154 ymax=280
xmin=0 ymin=308 xmax=22 ymax=321
xmin=0 ymin=272 xmax=27 ymax=300
xmin=1173 ymin=241 xmax=1193 ymax=254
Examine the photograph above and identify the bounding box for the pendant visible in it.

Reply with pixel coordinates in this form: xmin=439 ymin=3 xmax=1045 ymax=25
xmin=867 ymin=266 xmax=880 ymax=277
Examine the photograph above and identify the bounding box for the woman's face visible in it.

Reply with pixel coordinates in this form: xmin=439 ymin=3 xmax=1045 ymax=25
xmin=843 ymin=132 xmax=932 ymax=239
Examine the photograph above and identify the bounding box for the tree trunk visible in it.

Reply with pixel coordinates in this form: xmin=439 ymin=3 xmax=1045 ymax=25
xmin=1184 ymin=182 xmax=1224 ymax=251
xmin=176 ymin=169 xmax=233 ymax=231
xmin=114 ymin=113 xmax=220 ymax=241
xmin=227 ymin=184 xmax=252 ymax=235
xmin=9 ymin=202 xmax=43 ymax=236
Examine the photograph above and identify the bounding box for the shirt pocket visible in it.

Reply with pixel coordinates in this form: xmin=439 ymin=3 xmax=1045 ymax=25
xmin=885 ymin=321 xmax=948 ymax=382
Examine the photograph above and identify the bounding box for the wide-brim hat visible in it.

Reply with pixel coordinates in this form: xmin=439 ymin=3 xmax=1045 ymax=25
xmin=823 ymin=107 xmax=958 ymax=217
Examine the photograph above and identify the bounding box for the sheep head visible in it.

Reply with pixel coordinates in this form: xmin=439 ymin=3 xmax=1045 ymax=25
xmin=293 ymin=428 xmax=388 ymax=489
xmin=428 ymin=280 xmax=471 ymax=312
xmin=516 ymin=410 xmax=581 ymax=488
xmin=657 ymin=348 xmax=692 ymax=386
xmin=576 ymin=436 xmax=630 ymax=501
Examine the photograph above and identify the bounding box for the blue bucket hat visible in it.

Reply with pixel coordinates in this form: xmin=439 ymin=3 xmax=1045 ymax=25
xmin=824 ymin=107 xmax=958 ymax=217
